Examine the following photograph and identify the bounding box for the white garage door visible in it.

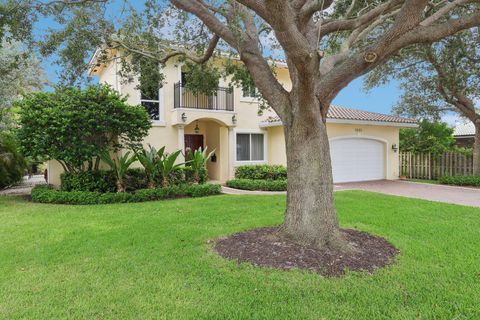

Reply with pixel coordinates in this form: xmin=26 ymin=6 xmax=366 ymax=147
xmin=330 ymin=138 xmax=385 ymax=183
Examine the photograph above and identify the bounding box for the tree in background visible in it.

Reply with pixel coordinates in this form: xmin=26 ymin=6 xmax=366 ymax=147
xmin=16 ymin=85 xmax=151 ymax=173
xmin=400 ymin=120 xmax=456 ymax=155
xmin=4 ymin=0 xmax=480 ymax=251
xmin=0 ymin=41 xmax=45 ymax=129
xmin=365 ymin=29 xmax=480 ymax=174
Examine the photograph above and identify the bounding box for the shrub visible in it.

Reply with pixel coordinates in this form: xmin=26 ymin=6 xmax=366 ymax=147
xmin=235 ymin=165 xmax=287 ymax=180
xmin=60 ymin=167 xmax=206 ymax=193
xmin=31 ymin=183 xmax=221 ymax=205
xmin=439 ymin=175 xmax=480 ymax=187
xmin=0 ymin=133 xmax=26 ymax=189
xmin=226 ymin=179 xmax=287 ymax=191
xmin=61 ymin=170 xmax=116 ymax=193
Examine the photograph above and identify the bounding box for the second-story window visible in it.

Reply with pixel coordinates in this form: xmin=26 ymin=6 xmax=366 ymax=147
xmin=242 ymin=85 xmax=257 ymax=99
xmin=139 ymin=61 xmax=162 ymax=121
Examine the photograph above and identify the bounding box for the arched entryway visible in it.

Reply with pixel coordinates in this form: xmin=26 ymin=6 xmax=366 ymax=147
xmin=183 ymin=118 xmax=232 ymax=182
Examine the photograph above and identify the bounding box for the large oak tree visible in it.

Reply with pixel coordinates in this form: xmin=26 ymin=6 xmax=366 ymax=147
xmin=5 ymin=0 xmax=480 ymax=250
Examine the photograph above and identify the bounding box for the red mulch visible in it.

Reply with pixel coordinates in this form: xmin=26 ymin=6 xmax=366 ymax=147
xmin=214 ymin=227 xmax=399 ymax=277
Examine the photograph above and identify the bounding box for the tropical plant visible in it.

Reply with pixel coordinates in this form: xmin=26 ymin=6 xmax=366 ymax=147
xmin=157 ymin=148 xmax=185 ymax=187
xmin=99 ymin=150 xmax=137 ymax=193
xmin=184 ymin=147 xmax=214 ymax=184
xmin=136 ymin=145 xmax=161 ymax=189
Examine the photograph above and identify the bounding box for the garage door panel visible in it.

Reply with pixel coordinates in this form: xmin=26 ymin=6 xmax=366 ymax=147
xmin=330 ymin=138 xmax=385 ymax=183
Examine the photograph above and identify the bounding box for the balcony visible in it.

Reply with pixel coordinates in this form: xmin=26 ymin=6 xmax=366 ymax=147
xmin=174 ymin=82 xmax=234 ymax=111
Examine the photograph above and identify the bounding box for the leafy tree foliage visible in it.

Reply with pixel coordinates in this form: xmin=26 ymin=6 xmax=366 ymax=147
xmin=365 ymin=28 xmax=480 ymax=173
xmin=0 ymin=40 xmax=45 ymax=129
xmin=16 ymin=84 xmax=151 ymax=173
xmin=400 ymin=120 xmax=455 ymax=155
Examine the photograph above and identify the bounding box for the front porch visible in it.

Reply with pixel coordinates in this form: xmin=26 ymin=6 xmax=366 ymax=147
xmin=176 ymin=118 xmax=236 ymax=182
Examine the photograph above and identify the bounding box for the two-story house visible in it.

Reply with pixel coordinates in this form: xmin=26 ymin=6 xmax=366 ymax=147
xmin=47 ymin=51 xmax=417 ymax=185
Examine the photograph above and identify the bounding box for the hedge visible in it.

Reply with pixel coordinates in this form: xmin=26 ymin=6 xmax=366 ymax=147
xmin=31 ymin=183 xmax=222 ymax=205
xmin=0 ymin=133 xmax=26 ymax=189
xmin=235 ymin=165 xmax=287 ymax=180
xmin=439 ymin=175 xmax=480 ymax=187
xmin=60 ymin=167 xmax=207 ymax=193
xmin=226 ymin=179 xmax=287 ymax=191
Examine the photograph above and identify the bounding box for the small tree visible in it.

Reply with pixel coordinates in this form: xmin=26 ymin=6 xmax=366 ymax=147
xmin=16 ymin=85 xmax=151 ymax=173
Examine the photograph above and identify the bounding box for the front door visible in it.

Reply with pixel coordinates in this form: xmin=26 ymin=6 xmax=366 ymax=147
xmin=184 ymin=134 xmax=204 ymax=153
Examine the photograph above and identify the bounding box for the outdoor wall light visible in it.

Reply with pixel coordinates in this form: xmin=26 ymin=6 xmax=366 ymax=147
xmin=232 ymin=115 xmax=237 ymax=124
xmin=194 ymin=121 xmax=200 ymax=134
xmin=392 ymin=144 xmax=398 ymax=153
xmin=181 ymin=113 xmax=187 ymax=123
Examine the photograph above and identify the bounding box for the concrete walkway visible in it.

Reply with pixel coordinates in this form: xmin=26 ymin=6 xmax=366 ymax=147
xmin=0 ymin=175 xmax=46 ymax=196
xmin=223 ymin=180 xmax=480 ymax=207
xmin=335 ymin=180 xmax=480 ymax=207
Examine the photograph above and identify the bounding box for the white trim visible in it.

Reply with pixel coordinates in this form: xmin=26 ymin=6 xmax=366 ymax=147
xmin=240 ymin=97 xmax=259 ymax=103
xmin=327 ymin=118 xmax=418 ymax=127
xmin=151 ymin=121 xmax=166 ymax=127
xmin=259 ymin=118 xmax=418 ymax=128
xmin=329 ymin=135 xmax=390 ymax=181
xmin=234 ymin=129 xmax=268 ymax=165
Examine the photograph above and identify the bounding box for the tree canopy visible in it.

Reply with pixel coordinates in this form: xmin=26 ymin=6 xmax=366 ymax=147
xmin=16 ymin=84 xmax=151 ymax=173
xmin=0 ymin=40 xmax=45 ymax=129
xmin=400 ymin=120 xmax=456 ymax=155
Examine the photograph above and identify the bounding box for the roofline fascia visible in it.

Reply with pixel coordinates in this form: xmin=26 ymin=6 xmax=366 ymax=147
xmin=260 ymin=118 xmax=418 ymax=128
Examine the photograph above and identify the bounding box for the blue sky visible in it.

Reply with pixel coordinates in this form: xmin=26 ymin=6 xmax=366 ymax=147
xmin=34 ymin=0 xmax=459 ymax=124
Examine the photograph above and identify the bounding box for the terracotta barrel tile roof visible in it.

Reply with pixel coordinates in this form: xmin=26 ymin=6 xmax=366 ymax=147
xmin=262 ymin=105 xmax=417 ymax=125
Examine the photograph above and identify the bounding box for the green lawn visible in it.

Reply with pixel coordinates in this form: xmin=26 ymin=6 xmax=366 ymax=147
xmin=0 ymin=192 xmax=479 ymax=319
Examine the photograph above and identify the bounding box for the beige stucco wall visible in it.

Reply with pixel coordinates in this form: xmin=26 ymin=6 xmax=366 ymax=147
xmin=47 ymin=55 xmax=402 ymax=186
xmin=265 ymin=123 xmax=401 ymax=180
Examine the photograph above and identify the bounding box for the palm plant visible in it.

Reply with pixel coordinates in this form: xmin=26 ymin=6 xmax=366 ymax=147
xmin=136 ymin=145 xmax=160 ymax=189
xmin=185 ymin=147 xmax=215 ymax=183
xmin=99 ymin=150 xmax=137 ymax=192
xmin=157 ymin=148 xmax=185 ymax=187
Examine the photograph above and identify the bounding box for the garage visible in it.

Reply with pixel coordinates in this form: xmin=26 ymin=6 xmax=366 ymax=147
xmin=330 ymin=138 xmax=385 ymax=183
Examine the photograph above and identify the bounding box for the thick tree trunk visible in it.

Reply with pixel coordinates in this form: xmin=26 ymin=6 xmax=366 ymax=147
xmin=473 ymin=121 xmax=480 ymax=176
xmin=280 ymin=99 xmax=348 ymax=251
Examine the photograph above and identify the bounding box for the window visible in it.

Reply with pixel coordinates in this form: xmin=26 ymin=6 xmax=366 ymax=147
xmin=236 ymin=133 xmax=264 ymax=161
xmin=242 ymin=86 xmax=257 ymax=99
xmin=139 ymin=61 xmax=162 ymax=121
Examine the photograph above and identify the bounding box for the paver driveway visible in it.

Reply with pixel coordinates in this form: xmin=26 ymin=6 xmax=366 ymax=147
xmin=336 ymin=180 xmax=480 ymax=207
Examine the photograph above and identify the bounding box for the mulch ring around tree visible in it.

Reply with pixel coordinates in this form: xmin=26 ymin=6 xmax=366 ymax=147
xmin=214 ymin=227 xmax=399 ymax=277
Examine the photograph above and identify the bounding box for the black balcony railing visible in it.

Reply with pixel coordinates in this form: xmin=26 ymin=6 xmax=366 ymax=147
xmin=174 ymin=82 xmax=234 ymax=111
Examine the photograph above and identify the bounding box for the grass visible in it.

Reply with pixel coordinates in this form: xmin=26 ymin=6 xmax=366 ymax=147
xmin=0 ymin=192 xmax=479 ymax=319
